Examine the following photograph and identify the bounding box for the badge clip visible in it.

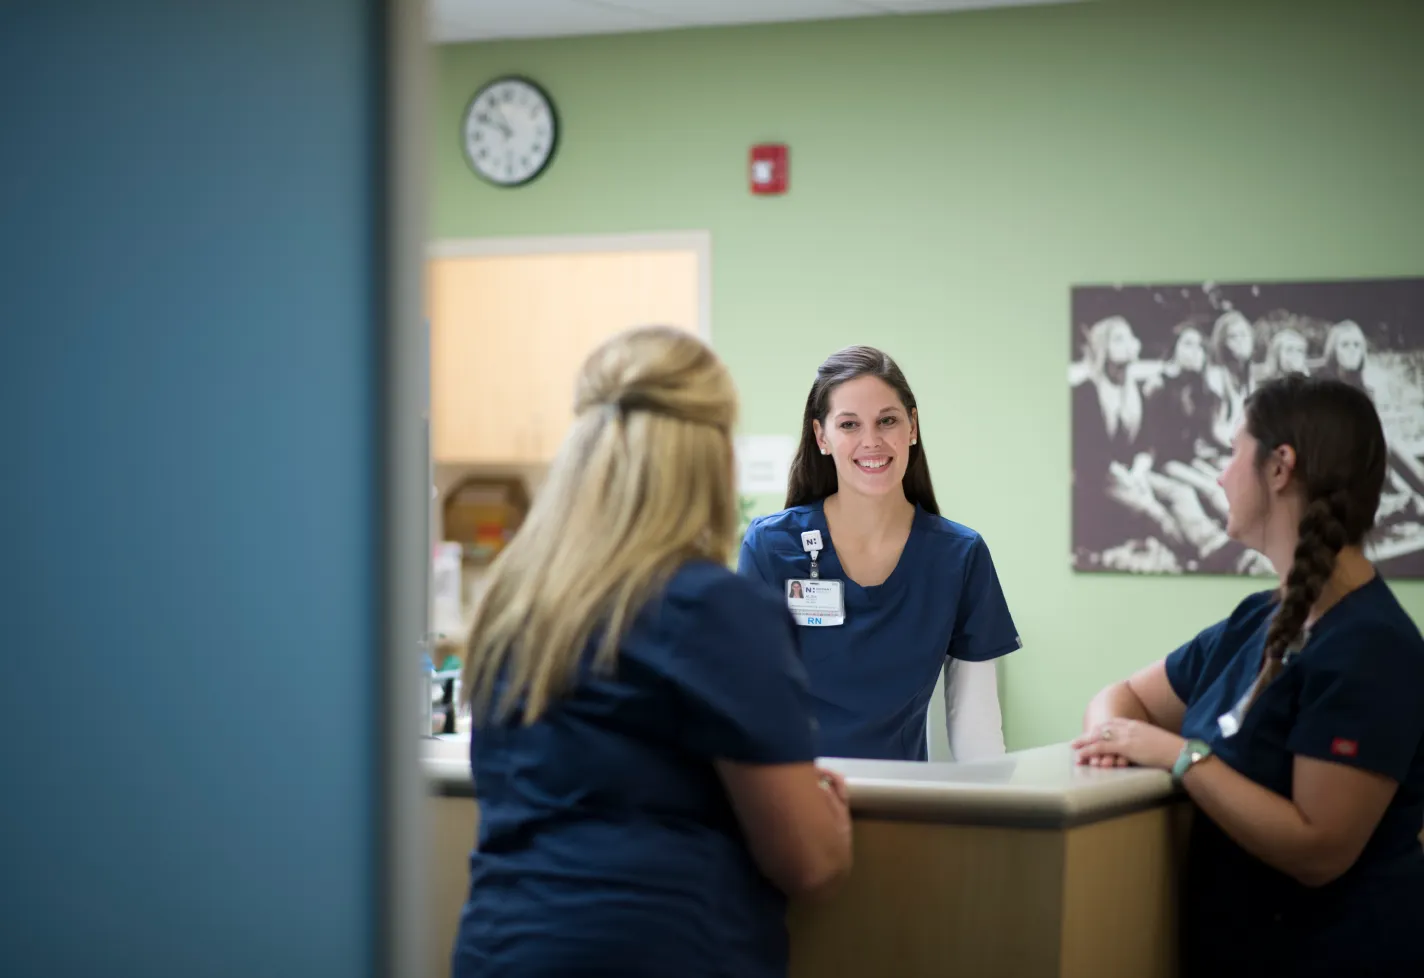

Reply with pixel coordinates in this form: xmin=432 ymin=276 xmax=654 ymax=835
xmin=800 ymin=530 xmax=823 ymax=579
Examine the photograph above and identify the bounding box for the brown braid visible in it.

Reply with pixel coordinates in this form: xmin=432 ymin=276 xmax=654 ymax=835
xmin=1234 ymin=375 xmax=1388 ymax=712
xmin=1242 ymin=490 xmax=1353 ymax=708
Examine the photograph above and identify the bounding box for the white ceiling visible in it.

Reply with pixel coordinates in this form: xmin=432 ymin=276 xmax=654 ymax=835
xmin=431 ymin=0 xmax=1085 ymax=44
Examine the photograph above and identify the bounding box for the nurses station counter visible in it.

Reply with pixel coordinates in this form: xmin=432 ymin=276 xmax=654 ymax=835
xmin=422 ymin=739 xmax=1190 ymax=978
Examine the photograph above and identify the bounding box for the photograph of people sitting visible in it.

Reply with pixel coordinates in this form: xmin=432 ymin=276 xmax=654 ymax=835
xmin=1070 ymin=278 xmax=1424 ymax=577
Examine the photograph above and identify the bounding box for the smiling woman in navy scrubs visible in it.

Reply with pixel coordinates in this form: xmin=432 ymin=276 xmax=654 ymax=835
xmin=1075 ymin=375 xmax=1424 ymax=977
xmin=453 ymin=327 xmax=852 ymax=978
xmin=738 ymin=345 xmax=1021 ymax=763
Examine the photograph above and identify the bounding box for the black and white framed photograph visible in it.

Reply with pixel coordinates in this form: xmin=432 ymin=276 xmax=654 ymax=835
xmin=1069 ymin=276 xmax=1424 ymax=577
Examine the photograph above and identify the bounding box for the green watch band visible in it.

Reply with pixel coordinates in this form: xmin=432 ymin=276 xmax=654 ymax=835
xmin=1172 ymin=738 xmax=1212 ymax=783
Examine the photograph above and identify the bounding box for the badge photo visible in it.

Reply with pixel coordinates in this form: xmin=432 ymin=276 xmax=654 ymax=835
xmin=786 ymin=577 xmax=845 ymax=627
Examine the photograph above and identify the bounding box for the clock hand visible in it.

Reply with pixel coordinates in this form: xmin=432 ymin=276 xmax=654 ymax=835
xmin=496 ymin=103 xmax=516 ymax=138
xmin=475 ymin=111 xmax=511 ymax=138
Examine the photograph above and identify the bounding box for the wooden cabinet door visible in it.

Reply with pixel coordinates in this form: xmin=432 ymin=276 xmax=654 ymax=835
xmin=528 ymin=249 xmax=700 ymax=458
xmin=428 ymin=247 xmax=701 ymax=466
xmin=428 ymin=255 xmax=536 ymax=464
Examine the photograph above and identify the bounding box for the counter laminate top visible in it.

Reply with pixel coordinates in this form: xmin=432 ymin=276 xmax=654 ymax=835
xmin=422 ymin=736 xmax=1177 ymax=829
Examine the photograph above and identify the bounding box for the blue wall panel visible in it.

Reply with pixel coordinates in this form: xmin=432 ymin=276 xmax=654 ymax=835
xmin=0 ymin=2 xmax=384 ymax=975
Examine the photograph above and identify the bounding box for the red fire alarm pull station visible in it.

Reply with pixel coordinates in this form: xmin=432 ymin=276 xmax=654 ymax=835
xmin=749 ymin=143 xmax=788 ymax=195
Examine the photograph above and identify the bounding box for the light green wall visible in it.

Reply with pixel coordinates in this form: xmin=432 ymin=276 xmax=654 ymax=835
xmin=432 ymin=0 xmax=1424 ymax=750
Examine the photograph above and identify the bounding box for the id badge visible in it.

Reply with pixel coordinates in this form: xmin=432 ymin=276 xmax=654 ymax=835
xmin=786 ymin=578 xmax=845 ymax=627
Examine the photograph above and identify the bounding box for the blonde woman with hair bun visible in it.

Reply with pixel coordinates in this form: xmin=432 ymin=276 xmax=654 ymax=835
xmin=453 ymin=325 xmax=852 ymax=978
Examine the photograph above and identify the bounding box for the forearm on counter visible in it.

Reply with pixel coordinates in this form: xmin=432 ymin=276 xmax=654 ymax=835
xmin=1083 ymin=680 xmax=1151 ymax=729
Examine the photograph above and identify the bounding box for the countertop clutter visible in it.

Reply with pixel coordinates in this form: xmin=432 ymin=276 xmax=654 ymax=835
xmin=420 ymin=736 xmax=1176 ymax=829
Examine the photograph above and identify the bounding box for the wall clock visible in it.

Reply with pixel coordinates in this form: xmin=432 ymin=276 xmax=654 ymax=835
xmin=460 ymin=76 xmax=558 ymax=188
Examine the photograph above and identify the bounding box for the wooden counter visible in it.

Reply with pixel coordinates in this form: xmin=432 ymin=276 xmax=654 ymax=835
xmin=787 ymin=748 xmax=1189 ymax=978
xmin=422 ymin=739 xmax=1189 ymax=978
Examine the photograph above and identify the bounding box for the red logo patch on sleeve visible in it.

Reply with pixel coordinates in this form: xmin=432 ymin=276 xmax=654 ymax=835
xmin=1330 ymin=738 xmax=1359 ymax=758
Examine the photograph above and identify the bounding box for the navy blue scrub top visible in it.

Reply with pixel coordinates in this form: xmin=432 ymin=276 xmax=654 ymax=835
xmin=1166 ymin=575 xmax=1424 ymax=978
xmin=737 ymin=501 xmax=1021 ymax=761
xmin=451 ymin=561 xmax=819 ymax=978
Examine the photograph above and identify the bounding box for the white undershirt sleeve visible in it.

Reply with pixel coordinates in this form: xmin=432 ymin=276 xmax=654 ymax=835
xmin=942 ymin=657 xmax=1006 ymax=762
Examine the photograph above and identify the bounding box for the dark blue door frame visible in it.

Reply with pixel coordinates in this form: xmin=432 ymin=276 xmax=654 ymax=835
xmin=0 ymin=2 xmax=429 ymax=976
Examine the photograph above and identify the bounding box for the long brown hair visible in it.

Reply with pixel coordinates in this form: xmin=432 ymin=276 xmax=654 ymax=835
xmin=1240 ymin=374 xmax=1387 ymax=710
xmin=461 ymin=325 xmax=739 ymax=724
xmin=784 ymin=345 xmax=940 ymax=514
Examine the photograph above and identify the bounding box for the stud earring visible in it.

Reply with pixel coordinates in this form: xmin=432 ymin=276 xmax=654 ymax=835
xmin=911 ymin=437 xmax=917 ymax=445
xmin=820 ymin=448 xmax=829 ymax=455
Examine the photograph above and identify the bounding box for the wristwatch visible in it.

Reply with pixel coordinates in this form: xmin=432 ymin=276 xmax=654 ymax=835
xmin=1172 ymin=738 xmax=1213 ymax=784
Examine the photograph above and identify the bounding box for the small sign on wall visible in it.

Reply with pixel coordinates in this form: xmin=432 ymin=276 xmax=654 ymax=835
xmin=735 ymin=434 xmax=797 ymax=494
xmin=749 ymin=143 xmax=788 ymax=195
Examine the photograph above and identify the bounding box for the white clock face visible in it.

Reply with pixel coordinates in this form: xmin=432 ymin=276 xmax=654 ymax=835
xmin=461 ymin=77 xmax=557 ymax=187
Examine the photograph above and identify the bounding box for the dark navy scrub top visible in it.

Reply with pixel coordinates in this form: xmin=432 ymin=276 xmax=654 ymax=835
xmin=737 ymin=501 xmax=1020 ymax=761
xmin=451 ymin=561 xmax=818 ymax=978
xmin=1166 ymin=575 xmax=1424 ymax=978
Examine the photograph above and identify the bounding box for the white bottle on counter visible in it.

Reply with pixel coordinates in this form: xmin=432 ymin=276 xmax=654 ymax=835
xmin=432 ymin=541 xmax=465 ymax=640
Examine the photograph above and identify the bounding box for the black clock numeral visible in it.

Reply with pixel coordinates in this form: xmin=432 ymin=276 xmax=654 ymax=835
xmin=530 ymin=144 xmax=542 ymax=155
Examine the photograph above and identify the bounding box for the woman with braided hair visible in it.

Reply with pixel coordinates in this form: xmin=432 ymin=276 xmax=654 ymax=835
xmin=1072 ymin=374 xmax=1424 ymax=977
